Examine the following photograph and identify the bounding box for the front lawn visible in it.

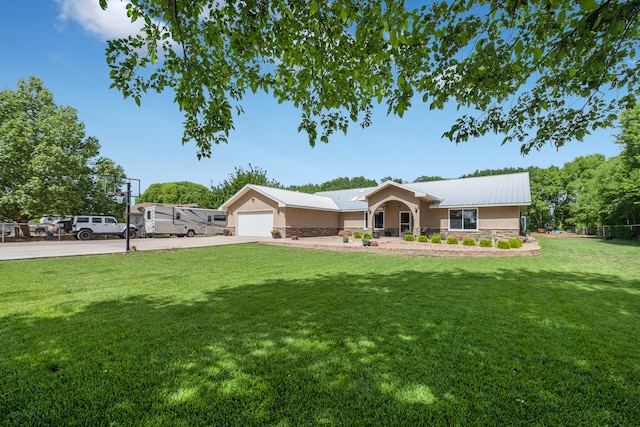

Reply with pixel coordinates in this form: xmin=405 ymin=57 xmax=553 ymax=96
xmin=1 ymin=237 xmax=639 ymax=425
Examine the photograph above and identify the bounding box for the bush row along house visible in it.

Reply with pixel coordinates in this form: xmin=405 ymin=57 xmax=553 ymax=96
xmin=220 ymin=172 xmax=531 ymax=239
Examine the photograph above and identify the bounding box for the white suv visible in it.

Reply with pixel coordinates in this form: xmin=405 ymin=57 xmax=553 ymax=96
xmin=71 ymin=215 xmax=137 ymax=240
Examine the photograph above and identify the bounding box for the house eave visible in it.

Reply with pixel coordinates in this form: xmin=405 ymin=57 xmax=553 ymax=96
xmin=430 ymin=202 xmax=532 ymax=209
xmin=284 ymin=204 xmax=341 ymax=212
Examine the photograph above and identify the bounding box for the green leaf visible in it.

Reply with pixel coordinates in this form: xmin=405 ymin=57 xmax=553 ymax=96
xmin=579 ymin=0 xmax=597 ymax=12
xmin=514 ymin=40 xmax=524 ymax=56
xmin=340 ymin=8 xmax=348 ymax=23
xmin=309 ymin=1 xmax=318 ymax=16
xmin=532 ymin=47 xmax=543 ymax=61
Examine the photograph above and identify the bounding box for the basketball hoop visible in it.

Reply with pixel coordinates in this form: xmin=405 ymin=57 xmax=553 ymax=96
xmin=114 ymin=192 xmax=125 ymax=204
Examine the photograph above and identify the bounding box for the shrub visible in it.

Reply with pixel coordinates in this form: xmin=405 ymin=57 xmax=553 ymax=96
xmin=508 ymin=237 xmax=523 ymax=248
xmin=404 ymin=234 xmax=415 ymax=241
xmin=363 ymin=233 xmax=372 ymax=240
xmin=446 ymin=236 xmax=459 ymax=245
xmin=418 ymin=235 xmax=428 ymax=243
xmin=353 ymin=232 xmax=362 ymax=239
xmin=479 ymin=239 xmax=493 ymax=248
xmin=462 ymin=237 xmax=476 ymax=246
xmin=496 ymin=240 xmax=511 ymax=249
xmin=430 ymin=235 xmax=442 ymax=244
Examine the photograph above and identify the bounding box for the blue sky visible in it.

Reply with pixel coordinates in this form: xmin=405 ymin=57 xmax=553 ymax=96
xmin=1 ymin=0 xmax=623 ymax=194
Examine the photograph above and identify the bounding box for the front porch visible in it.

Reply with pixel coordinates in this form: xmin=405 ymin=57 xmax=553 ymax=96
xmin=366 ymin=197 xmax=434 ymax=238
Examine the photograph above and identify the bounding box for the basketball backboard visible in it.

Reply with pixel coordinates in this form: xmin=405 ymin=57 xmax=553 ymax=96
xmin=99 ymin=176 xmax=141 ymax=198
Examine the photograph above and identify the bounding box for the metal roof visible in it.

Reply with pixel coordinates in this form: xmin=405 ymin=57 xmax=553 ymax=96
xmin=314 ymin=187 xmax=373 ymax=211
xmin=222 ymin=173 xmax=531 ymax=211
xmin=245 ymin=185 xmax=341 ymax=211
xmin=402 ymin=172 xmax=531 ymax=207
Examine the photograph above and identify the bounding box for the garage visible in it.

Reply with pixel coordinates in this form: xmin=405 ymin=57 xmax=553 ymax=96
xmin=237 ymin=211 xmax=274 ymax=237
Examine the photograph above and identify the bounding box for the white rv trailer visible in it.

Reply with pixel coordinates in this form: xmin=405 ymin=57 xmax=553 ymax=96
xmin=143 ymin=206 xmax=227 ymax=237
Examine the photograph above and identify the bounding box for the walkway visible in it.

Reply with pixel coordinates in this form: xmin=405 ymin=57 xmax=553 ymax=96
xmin=0 ymin=236 xmax=269 ymax=261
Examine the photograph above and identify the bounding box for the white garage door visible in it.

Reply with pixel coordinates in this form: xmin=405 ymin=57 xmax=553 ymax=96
xmin=237 ymin=212 xmax=274 ymax=237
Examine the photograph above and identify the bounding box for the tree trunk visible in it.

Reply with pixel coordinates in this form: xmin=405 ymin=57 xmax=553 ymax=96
xmin=19 ymin=224 xmax=32 ymax=240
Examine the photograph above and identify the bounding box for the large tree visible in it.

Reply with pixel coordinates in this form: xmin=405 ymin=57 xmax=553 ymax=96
xmin=137 ymin=181 xmax=211 ymax=206
xmin=102 ymin=0 xmax=639 ymax=157
xmin=0 ymin=77 xmax=125 ymax=228
xmin=578 ymin=156 xmax=639 ymax=225
xmin=617 ymin=105 xmax=640 ymax=170
xmin=208 ymin=164 xmax=280 ymax=208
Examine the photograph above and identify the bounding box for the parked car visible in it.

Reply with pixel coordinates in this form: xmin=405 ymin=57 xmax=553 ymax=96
xmin=71 ymin=215 xmax=137 ymax=240
xmin=29 ymin=215 xmax=67 ymax=235
xmin=48 ymin=219 xmax=73 ymax=234
xmin=28 ymin=223 xmax=48 ymax=235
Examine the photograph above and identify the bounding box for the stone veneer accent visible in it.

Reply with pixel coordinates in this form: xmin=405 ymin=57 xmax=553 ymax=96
xmin=412 ymin=228 xmax=522 ymax=241
xmin=283 ymin=227 xmax=341 ymax=238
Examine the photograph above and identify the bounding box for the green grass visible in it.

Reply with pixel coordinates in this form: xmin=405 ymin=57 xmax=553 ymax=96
xmin=1 ymin=237 xmax=639 ymax=426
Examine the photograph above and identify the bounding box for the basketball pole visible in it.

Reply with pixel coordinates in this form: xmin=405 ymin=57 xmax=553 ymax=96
xmin=98 ymin=174 xmax=140 ymax=253
xmin=125 ymin=181 xmax=131 ymax=253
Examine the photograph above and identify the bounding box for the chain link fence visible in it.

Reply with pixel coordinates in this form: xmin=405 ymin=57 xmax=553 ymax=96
xmin=575 ymin=225 xmax=640 ymax=240
xmin=1 ymin=222 xmax=26 ymax=242
xmin=1 ymin=222 xmax=73 ymax=242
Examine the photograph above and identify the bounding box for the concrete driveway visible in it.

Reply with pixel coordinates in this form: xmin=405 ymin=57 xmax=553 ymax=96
xmin=0 ymin=236 xmax=269 ymax=261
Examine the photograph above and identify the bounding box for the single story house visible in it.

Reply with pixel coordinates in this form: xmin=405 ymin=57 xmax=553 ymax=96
xmin=220 ymin=172 xmax=531 ymax=239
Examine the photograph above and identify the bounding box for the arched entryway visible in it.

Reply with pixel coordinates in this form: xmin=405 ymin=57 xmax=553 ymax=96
xmin=369 ymin=199 xmax=419 ymax=237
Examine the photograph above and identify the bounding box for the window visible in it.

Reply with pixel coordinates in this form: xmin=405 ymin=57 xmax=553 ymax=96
xmin=92 ymin=217 xmax=102 ymax=224
xmin=213 ymin=214 xmax=227 ymax=221
xmin=364 ymin=212 xmax=368 ymax=229
xmin=449 ymin=209 xmax=478 ymax=230
xmin=76 ymin=217 xmax=89 ymax=223
xmin=105 ymin=217 xmax=117 ymax=224
xmin=146 ymin=211 xmax=151 ymax=220
xmin=374 ymin=211 xmax=384 ymax=229
xmin=176 ymin=212 xmax=181 ymax=220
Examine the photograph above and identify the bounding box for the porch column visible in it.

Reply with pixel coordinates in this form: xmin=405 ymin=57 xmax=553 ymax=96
xmin=413 ymin=205 xmax=421 ymax=237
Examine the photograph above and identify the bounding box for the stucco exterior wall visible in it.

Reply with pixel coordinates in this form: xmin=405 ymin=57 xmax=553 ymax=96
xmin=422 ymin=206 xmax=447 ymax=231
xmin=278 ymin=207 xmax=340 ymax=237
xmin=480 ymin=206 xmax=521 ymax=230
xmin=429 ymin=206 xmax=522 ymax=238
xmin=368 ymin=186 xmax=419 ymax=210
xmin=284 ymin=208 xmax=340 ymax=228
xmin=341 ymin=211 xmax=367 ymax=230
xmin=225 ymin=190 xmax=278 ymax=228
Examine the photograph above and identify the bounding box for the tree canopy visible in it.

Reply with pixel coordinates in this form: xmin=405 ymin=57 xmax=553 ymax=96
xmin=289 ymin=176 xmax=378 ymax=194
xmin=102 ymin=0 xmax=638 ymax=157
xmin=0 ymin=77 xmax=126 ymax=223
xmin=137 ymin=181 xmax=211 ymax=206
xmin=208 ymin=164 xmax=281 ymax=208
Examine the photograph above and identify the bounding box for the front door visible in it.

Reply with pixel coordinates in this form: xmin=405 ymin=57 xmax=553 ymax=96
xmin=399 ymin=211 xmax=412 ymax=236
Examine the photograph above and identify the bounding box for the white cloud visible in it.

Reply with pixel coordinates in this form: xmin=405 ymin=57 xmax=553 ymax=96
xmin=56 ymin=0 xmax=143 ymax=40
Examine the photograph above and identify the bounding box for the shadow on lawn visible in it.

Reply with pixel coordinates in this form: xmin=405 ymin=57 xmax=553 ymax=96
xmin=1 ymin=267 xmax=639 ymax=426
